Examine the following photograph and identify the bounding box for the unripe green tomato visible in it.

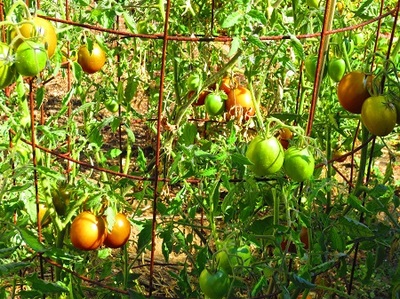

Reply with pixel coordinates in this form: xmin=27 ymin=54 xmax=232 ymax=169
xmin=283 ymin=147 xmax=315 ymax=182
xmin=0 ymin=42 xmax=16 ymax=88
xmin=307 ymin=0 xmax=319 ymax=8
xmin=15 ymin=41 xmax=47 ymax=77
xmin=328 ymin=58 xmax=346 ymax=82
xmin=186 ymin=73 xmax=201 ymax=91
xmin=205 ymin=93 xmax=225 ymax=116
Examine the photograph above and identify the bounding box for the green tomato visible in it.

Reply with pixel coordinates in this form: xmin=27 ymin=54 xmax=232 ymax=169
xmin=353 ymin=32 xmax=365 ymax=46
xmin=215 ymin=245 xmax=252 ymax=274
xmin=199 ymin=268 xmax=230 ymax=299
xmin=361 ymin=96 xmax=397 ymax=136
xmin=0 ymin=42 xmax=16 ymax=89
xmin=393 ymin=100 xmax=400 ymax=124
xmin=246 ymin=135 xmax=284 ymax=176
xmin=304 ymin=56 xmax=327 ymax=82
xmin=307 ymin=0 xmax=319 ymax=8
xmin=328 ymin=58 xmax=346 ymax=82
xmin=51 ymin=184 xmax=73 ymax=216
xmin=15 ymin=41 xmax=47 ymax=77
xmin=283 ymin=147 xmax=315 ymax=182
xmin=186 ymin=73 xmax=201 ymax=91
xmin=205 ymin=93 xmax=225 ymax=116
xmin=104 ymin=98 xmax=119 ymax=113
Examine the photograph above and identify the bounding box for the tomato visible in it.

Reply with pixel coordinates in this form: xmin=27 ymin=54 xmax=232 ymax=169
xmin=38 ymin=203 xmax=51 ymax=226
xmin=0 ymin=42 xmax=16 ymax=89
xmin=220 ymin=77 xmax=237 ymax=94
xmin=70 ymin=211 xmax=107 ymax=250
xmin=191 ymin=90 xmax=210 ymax=106
xmin=199 ymin=268 xmax=230 ymax=299
xmin=307 ymin=0 xmax=319 ymax=8
xmin=281 ymin=227 xmax=309 ymax=253
xmin=15 ymin=41 xmax=47 ymax=77
xmin=304 ymin=56 xmax=327 ymax=82
xmin=277 ymin=127 xmax=293 ymax=149
xmin=328 ymin=58 xmax=346 ymax=82
xmin=226 ymin=86 xmax=255 ymax=119
xmin=393 ymin=100 xmax=400 ymax=124
xmin=103 ymin=213 xmax=131 ymax=248
xmin=332 ymin=149 xmax=347 ymax=162
xmin=297 ymin=294 xmax=313 ymax=299
xmin=283 ymin=147 xmax=315 ymax=182
xmin=186 ymin=73 xmax=201 ymax=91
xmin=361 ymin=96 xmax=397 ymax=136
xmin=13 ymin=17 xmax=57 ymax=58
xmin=77 ymin=43 xmax=106 ymax=74
xmin=205 ymin=93 xmax=225 ymax=116
xmin=246 ymin=135 xmax=284 ymax=176
xmin=215 ymin=245 xmax=251 ymax=274
xmin=337 ymin=71 xmax=372 ymax=114
xmin=353 ymin=32 xmax=364 ymax=46
xmin=51 ymin=184 xmax=72 ymax=216
xmin=336 ymin=1 xmax=345 ymax=14
xmin=104 ymin=98 xmax=119 ymax=113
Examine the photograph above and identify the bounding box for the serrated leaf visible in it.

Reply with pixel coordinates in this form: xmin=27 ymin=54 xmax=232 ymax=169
xmin=247 ymin=9 xmax=267 ymax=25
xmin=200 ymin=167 xmax=217 ymax=177
xmin=228 ymin=36 xmax=241 ymax=57
xmin=247 ymin=35 xmax=267 ymax=51
xmin=288 ymin=34 xmax=304 ymax=61
xmin=222 ymin=11 xmax=243 ymax=28
xmin=0 ymin=246 xmax=18 ymax=258
xmin=109 ymin=148 xmax=122 ymax=159
xmin=311 ymin=259 xmax=337 ymax=274
xmin=347 ymin=194 xmax=370 ymax=213
xmin=26 ymin=273 xmax=68 ymax=294
xmin=179 ymin=123 xmax=197 ymax=146
xmin=18 ymin=227 xmax=47 ymax=253
xmin=125 ymin=76 xmax=139 ymax=104
xmin=0 ymin=262 xmax=31 ymax=275
xmin=122 ymin=11 xmax=137 ymax=33
xmin=231 ymin=153 xmax=252 ymax=166
xmin=137 ymin=220 xmax=153 ymax=253
xmin=36 ymin=87 xmax=45 ymax=109
xmin=338 ymin=216 xmax=374 ymax=238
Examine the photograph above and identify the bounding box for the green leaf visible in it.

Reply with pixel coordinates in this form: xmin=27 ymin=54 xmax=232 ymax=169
xmin=0 ymin=262 xmax=31 ymax=275
xmin=109 ymin=148 xmax=122 ymax=159
xmin=247 ymin=9 xmax=267 ymax=25
xmin=338 ymin=216 xmax=374 ymax=238
xmin=200 ymin=167 xmax=217 ymax=177
xmin=18 ymin=227 xmax=47 ymax=253
xmin=347 ymin=194 xmax=370 ymax=213
xmin=228 ymin=37 xmax=241 ymax=57
xmin=125 ymin=76 xmax=139 ymax=104
xmin=290 ymin=273 xmax=316 ymax=289
xmin=222 ymin=11 xmax=243 ymax=28
xmin=35 ymin=87 xmax=45 ymax=109
xmin=0 ymin=246 xmax=18 ymax=258
xmin=247 ymin=35 xmax=267 ymax=51
xmin=137 ymin=220 xmax=153 ymax=253
xmin=288 ymin=34 xmax=304 ymax=61
xmin=122 ymin=11 xmax=137 ymax=33
xmin=179 ymin=123 xmax=197 ymax=146
xmin=26 ymin=273 xmax=68 ymax=294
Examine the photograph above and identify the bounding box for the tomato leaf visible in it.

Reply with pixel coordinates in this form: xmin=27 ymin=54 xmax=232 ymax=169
xmin=228 ymin=36 xmax=241 ymax=57
xmin=0 ymin=262 xmax=31 ymax=275
xmin=137 ymin=220 xmax=153 ymax=253
xmin=247 ymin=35 xmax=267 ymax=51
xmin=26 ymin=273 xmax=68 ymax=294
xmin=17 ymin=227 xmax=47 ymax=253
xmin=222 ymin=12 xmax=243 ymax=28
xmin=247 ymin=9 xmax=267 ymax=25
xmin=179 ymin=123 xmax=197 ymax=146
xmin=338 ymin=216 xmax=374 ymax=238
xmin=347 ymin=194 xmax=370 ymax=214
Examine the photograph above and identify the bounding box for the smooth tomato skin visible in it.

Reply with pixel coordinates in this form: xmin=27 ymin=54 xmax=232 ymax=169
xmin=220 ymin=77 xmax=236 ymax=94
xmin=393 ymin=100 xmax=400 ymax=124
xmin=70 ymin=211 xmax=107 ymax=250
xmin=304 ymin=56 xmax=327 ymax=82
xmin=328 ymin=58 xmax=346 ymax=82
xmin=192 ymin=90 xmax=209 ymax=106
xmin=283 ymin=147 xmax=315 ymax=182
xmin=246 ymin=135 xmax=284 ymax=176
xmin=186 ymin=73 xmax=201 ymax=91
xmin=215 ymin=245 xmax=251 ymax=274
xmin=199 ymin=268 xmax=230 ymax=299
xmin=77 ymin=43 xmax=106 ymax=74
xmin=15 ymin=41 xmax=47 ymax=77
xmin=226 ymin=86 xmax=255 ymax=119
xmin=337 ymin=71 xmax=372 ymax=114
xmin=103 ymin=213 xmax=131 ymax=248
xmin=104 ymin=98 xmax=119 ymax=113
xmin=16 ymin=17 xmax=57 ymax=58
xmin=0 ymin=42 xmax=16 ymax=89
xmin=361 ymin=96 xmax=397 ymax=136
xmin=307 ymin=0 xmax=319 ymax=8
xmin=205 ymin=93 xmax=225 ymax=116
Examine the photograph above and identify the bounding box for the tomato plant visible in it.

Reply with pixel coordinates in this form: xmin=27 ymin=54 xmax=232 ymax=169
xmin=205 ymin=92 xmax=225 ymax=116
xmin=246 ymin=135 xmax=284 ymax=176
xmin=104 ymin=98 xmax=119 ymax=113
xmin=392 ymin=100 xmax=400 ymax=124
xmin=51 ymin=184 xmax=73 ymax=216
xmin=226 ymin=86 xmax=255 ymax=119
xmin=337 ymin=71 xmax=372 ymax=114
xmin=281 ymin=227 xmax=309 ymax=253
xmin=277 ymin=127 xmax=293 ymax=149
xmin=186 ymin=73 xmax=201 ymax=91
xmin=220 ymin=77 xmax=236 ymax=94
xmin=0 ymin=42 xmax=16 ymax=89
xmin=283 ymin=147 xmax=315 ymax=182
xmin=304 ymin=55 xmax=327 ymax=82
xmin=15 ymin=16 xmax=58 ymax=58
xmin=199 ymin=268 xmax=230 ymax=299
xmin=215 ymin=244 xmax=251 ymax=274
xmin=191 ymin=90 xmax=209 ymax=106
xmin=15 ymin=40 xmax=47 ymax=77
xmin=103 ymin=213 xmax=131 ymax=248
xmin=77 ymin=43 xmax=106 ymax=74
xmin=306 ymin=0 xmax=319 ymax=8
xmin=361 ymin=96 xmax=397 ymax=136
xmin=70 ymin=211 xmax=107 ymax=251
xmin=328 ymin=58 xmax=346 ymax=82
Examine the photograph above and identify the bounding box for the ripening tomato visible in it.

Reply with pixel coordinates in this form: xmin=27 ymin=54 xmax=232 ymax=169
xmin=199 ymin=268 xmax=230 ymax=299
xmin=38 ymin=203 xmax=51 ymax=226
xmin=15 ymin=41 xmax=47 ymax=77
xmin=337 ymin=71 xmax=372 ymax=114
xmin=246 ymin=135 xmax=284 ymax=176
xmin=205 ymin=93 xmax=225 ymax=116
xmin=283 ymin=147 xmax=315 ymax=182
xmin=278 ymin=127 xmax=293 ymax=149
xmin=336 ymin=1 xmax=345 ymax=14
xmin=220 ymin=77 xmax=237 ymax=94
xmin=0 ymin=42 xmax=16 ymax=89
xmin=103 ymin=213 xmax=131 ymax=248
xmin=70 ymin=211 xmax=107 ymax=250
xmin=77 ymin=43 xmax=106 ymax=74
xmin=226 ymin=86 xmax=255 ymax=119
xmin=361 ymin=96 xmax=397 ymax=136
xmin=307 ymin=0 xmax=319 ymax=8
xmin=281 ymin=227 xmax=309 ymax=253
xmin=13 ymin=16 xmax=57 ymax=58
xmin=328 ymin=58 xmax=346 ymax=82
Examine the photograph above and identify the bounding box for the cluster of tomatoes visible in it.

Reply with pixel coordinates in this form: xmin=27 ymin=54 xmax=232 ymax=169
xmin=0 ymin=15 xmax=107 ymax=91
xmin=245 ymin=129 xmax=315 ymax=183
xmin=188 ymin=75 xmax=256 ymax=121
xmin=337 ymin=71 xmax=399 ymax=137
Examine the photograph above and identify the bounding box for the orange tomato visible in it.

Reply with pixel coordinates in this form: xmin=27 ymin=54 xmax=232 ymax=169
xmin=226 ymin=86 xmax=255 ymax=119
